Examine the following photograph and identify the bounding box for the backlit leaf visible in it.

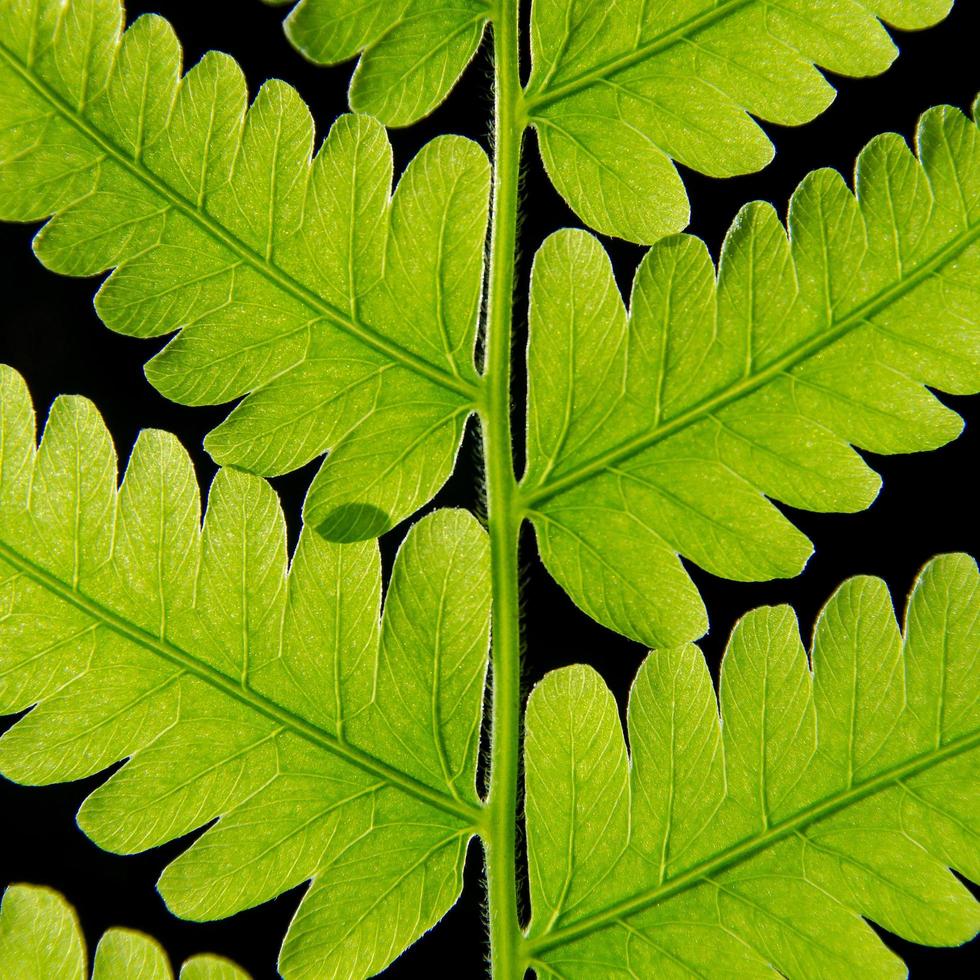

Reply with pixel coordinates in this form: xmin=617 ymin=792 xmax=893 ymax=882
xmin=524 ymin=0 xmax=954 ymax=242
xmin=0 ymin=883 xmax=249 ymax=979
xmin=524 ymin=102 xmax=980 ymax=646
xmin=525 ymin=555 xmax=980 ymax=975
xmin=272 ymin=0 xmax=490 ymax=126
xmin=0 ymin=0 xmax=490 ymax=541
xmin=0 ymin=366 xmax=491 ymax=979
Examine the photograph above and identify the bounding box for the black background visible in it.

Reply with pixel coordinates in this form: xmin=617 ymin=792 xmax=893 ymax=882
xmin=1 ymin=1 xmax=978 ymax=976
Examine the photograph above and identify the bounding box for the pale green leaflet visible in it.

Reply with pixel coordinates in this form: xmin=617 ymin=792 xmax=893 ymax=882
xmin=0 ymin=882 xmax=249 ymax=978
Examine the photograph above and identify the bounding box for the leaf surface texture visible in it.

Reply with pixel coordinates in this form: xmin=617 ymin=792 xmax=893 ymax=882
xmin=0 ymin=366 xmax=491 ymax=979
xmin=0 ymin=882 xmax=248 ymax=979
xmin=0 ymin=0 xmax=490 ymax=541
xmin=525 ymin=0 xmax=954 ymax=241
xmin=525 ymin=555 xmax=980 ymax=975
xmin=272 ymin=0 xmax=490 ymax=126
xmin=524 ymin=102 xmax=980 ymax=647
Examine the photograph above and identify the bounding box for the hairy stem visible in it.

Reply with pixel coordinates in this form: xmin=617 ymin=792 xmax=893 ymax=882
xmin=482 ymin=0 xmax=526 ymax=977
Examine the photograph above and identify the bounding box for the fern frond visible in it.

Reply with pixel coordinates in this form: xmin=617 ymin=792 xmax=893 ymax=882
xmin=524 ymin=555 xmax=980 ymax=975
xmin=0 ymin=366 xmax=491 ymax=978
xmin=523 ymin=101 xmax=980 ymax=647
xmin=524 ymin=0 xmax=955 ymax=242
xmin=270 ymin=0 xmax=490 ymax=127
xmin=0 ymin=882 xmax=249 ymax=979
xmin=0 ymin=0 xmax=490 ymax=542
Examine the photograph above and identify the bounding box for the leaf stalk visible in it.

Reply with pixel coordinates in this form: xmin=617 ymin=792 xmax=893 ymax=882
xmin=482 ymin=0 xmax=529 ymax=976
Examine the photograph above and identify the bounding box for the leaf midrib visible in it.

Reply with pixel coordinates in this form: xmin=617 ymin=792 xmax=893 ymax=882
xmin=526 ymin=724 xmax=980 ymax=954
xmin=0 ymin=535 xmax=481 ymax=825
xmin=522 ymin=214 xmax=980 ymax=508
xmin=524 ymin=0 xmax=754 ymax=113
xmin=0 ymin=39 xmax=479 ymax=403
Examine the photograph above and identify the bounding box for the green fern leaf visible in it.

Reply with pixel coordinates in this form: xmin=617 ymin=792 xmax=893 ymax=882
xmin=0 ymin=882 xmax=249 ymax=979
xmin=524 ymin=554 xmax=980 ymax=976
xmin=523 ymin=102 xmax=980 ymax=647
xmin=268 ymin=0 xmax=490 ymax=127
xmin=524 ymin=0 xmax=954 ymax=242
xmin=0 ymin=365 xmax=491 ymax=979
xmin=0 ymin=0 xmax=490 ymax=543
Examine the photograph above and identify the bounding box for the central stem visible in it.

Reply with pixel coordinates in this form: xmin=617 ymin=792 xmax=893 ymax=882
xmin=482 ymin=0 xmax=526 ymax=977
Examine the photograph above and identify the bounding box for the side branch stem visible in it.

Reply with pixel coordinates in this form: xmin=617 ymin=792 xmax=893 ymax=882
xmin=482 ymin=1 xmax=526 ymax=977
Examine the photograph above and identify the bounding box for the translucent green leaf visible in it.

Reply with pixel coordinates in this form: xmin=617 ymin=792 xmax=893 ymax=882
xmin=524 ymin=555 xmax=980 ymax=975
xmin=92 ymin=929 xmax=173 ymax=980
xmin=0 ymin=884 xmax=86 ymax=979
xmin=0 ymin=0 xmax=490 ymax=541
xmin=523 ymin=102 xmax=980 ymax=647
xmin=0 ymin=365 xmax=491 ymax=979
xmin=0 ymin=883 xmax=248 ymax=979
xmin=178 ymin=957 xmax=250 ymax=980
xmin=272 ymin=0 xmax=490 ymax=126
xmin=524 ymin=0 xmax=954 ymax=242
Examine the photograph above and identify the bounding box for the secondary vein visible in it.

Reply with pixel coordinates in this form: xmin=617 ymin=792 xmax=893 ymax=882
xmin=527 ymin=726 xmax=980 ymax=954
xmin=522 ymin=216 xmax=980 ymax=508
xmin=0 ymin=40 xmax=479 ymax=403
xmin=524 ymin=0 xmax=754 ymax=113
xmin=0 ymin=536 xmax=481 ymax=825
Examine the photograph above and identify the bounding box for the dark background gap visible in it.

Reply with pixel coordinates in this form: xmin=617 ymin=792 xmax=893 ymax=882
xmin=0 ymin=1 xmax=977 ymax=976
